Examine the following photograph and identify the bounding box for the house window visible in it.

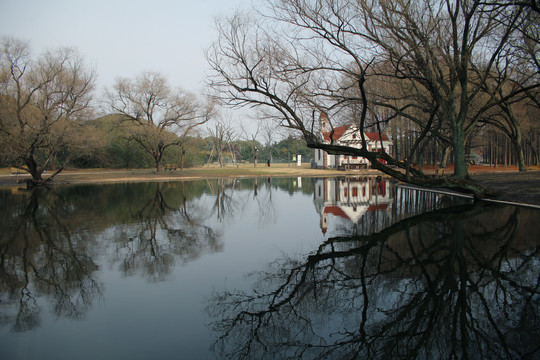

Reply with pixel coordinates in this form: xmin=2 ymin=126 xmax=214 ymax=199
xmin=318 ymin=149 xmax=321 ymax=160
xmin=352 ymin=187 xmax=358 ymax=197
xmin=344 ymin=188 xmax=348 ymax=197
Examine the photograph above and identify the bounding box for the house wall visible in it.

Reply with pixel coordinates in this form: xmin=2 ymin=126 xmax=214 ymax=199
xmin=314 ymin=149 xmax=323 ymax=168
xmin=313 ymin=136 xmax=393 ymax=169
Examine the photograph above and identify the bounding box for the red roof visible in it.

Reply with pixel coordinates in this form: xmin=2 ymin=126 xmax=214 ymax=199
xmin=322 ymin=127 xmax=389 ymax=142
xmin=322 ymin=126 xmax=349 ymax=142
xmin=365 ymin=132 xmax=390 ymax=141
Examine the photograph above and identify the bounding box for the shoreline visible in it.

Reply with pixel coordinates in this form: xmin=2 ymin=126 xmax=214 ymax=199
xmin=0 ymin=165 xmax=381 ymax=186
xmin=2 ymin=165 xmax=540 ymax=208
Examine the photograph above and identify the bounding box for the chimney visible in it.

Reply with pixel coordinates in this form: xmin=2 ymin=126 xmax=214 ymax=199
xmin=319 ymin=112 xmax=329 ymax=132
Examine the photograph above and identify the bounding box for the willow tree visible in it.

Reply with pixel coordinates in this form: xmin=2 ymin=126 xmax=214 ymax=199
xmin=0 ymin=37 xmax=95 ymax=185
xmin=105 ymin=72 xmax=213 ymax=172
xmin=207 ymin=0 xmax=538 ymax=197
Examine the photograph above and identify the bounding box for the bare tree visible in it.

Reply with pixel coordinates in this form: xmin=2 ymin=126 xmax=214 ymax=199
xmin=239 ymin=119 xmax=261 ymax=167
xmin=261 ymin=120 xmax=281 ymax=164
xmin=0 ymin=37 xmax=95 ymax=185
xmin=207 ymin=0 xmax=539 ymax=197
xmin=105 ymin=72 xmax=212 ymax=172
xmin=206 ymin=112 xmax=238 ymax=167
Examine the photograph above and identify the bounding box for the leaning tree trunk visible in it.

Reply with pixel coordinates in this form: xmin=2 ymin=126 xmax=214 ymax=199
xmin=440 ymin=146 xmax=452 ymax=169
xmin=24 ymin=153 xmax=64 ymax=186
xmin=500 ymin=101 xmax=527 ymax=172
xmin=25 ymin=154 xmax=44 ymax=185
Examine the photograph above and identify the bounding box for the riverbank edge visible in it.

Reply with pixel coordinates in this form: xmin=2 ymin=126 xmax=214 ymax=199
xmin=2 ymin=166 xmax=540 ymax=208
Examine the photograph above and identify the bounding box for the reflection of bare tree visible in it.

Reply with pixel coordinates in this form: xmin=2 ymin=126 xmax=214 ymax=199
xmin=113 ymin=182 xmax=222 ymax=281
xmin=208 ymin=203 xmax=540 ymax=359
xmin=254 ymin=179 xmax=277 ymax=228
xmin=208 ymin=178 xmax=239 ymax=222
xmin=0 ymin=189 xmax=102 ymax=332
xmin=207 ymin=177 xmax=278 ymax=228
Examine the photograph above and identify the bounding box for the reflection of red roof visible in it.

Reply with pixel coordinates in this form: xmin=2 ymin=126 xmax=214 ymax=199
xmin=367 ymin=204 xmax=389 ymax=212
xmin=322 ymin=126 xmax=349 ymax=142
xmin=365 ymin=132 xmax=390 ymax=141
xmin=323 ymin=206 xmax=349 ymax=219
xmin=325 ymin=204 xmax=388 ymax=217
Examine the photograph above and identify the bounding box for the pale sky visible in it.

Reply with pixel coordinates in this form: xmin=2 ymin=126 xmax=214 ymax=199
xmin=0 ymin=0 xmax=255 ymax=93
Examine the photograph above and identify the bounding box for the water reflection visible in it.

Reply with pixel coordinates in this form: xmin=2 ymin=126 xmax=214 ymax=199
xmin=0 ymin=178 xmax=311 ymax=335
xmin=0 ymin=177 xmax=538 ymax=360
xmin=0 ymin=182 xmax=226 ymax=332
xmin=210 ymin=179 xmax=540 ymax=360
xmin=111 ymin=182 xmax=223 ymax=280
xmin=0 ymin=188 xmax=102 ymax=332
xmin=313 ymin=177 xmax=461 ymax=237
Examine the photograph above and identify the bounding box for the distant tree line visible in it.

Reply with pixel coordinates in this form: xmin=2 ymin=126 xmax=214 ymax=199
xmin=69 ymin=119 xmax=313 ymax=169
xmin=0 ymin=37 xmax=313 ymax=185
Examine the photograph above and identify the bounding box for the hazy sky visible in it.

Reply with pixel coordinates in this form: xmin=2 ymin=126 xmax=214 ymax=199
xmin=0 ymin=0 xmax=254 ymax=93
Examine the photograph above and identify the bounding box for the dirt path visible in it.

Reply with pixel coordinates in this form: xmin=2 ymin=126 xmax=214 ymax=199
xmin=470 ymin=171 xmax=540 ymax=207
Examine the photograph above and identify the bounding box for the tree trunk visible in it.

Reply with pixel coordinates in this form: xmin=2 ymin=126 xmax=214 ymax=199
xmin=501 ymin=102 xmax=527 ymax=171
xmin=155 ymin=154 xmax=163 ymax=172
xmin=440 ymin=146 xmax=451 ymax=168
xmin=494 ymin=133 xmax=499 ymax=168
xmin=453 ymin=127 xmax=469 ymax=179
xmin=218 ymin=149 xmax=225 ymax=167
xmin=534 ymin=133 xmax=540 ymax=166
xmin=180 ymin=147 xmax=186 ymax=171
xmin=490 ymin=132 xmax=493 ymax=166
xmin=26 ymin=156 xmax=44 ymax=185
xmin=514 ymin=123 xmax=527 ymax=172
xmin=503 ymin=136 xmax=507 ymax=168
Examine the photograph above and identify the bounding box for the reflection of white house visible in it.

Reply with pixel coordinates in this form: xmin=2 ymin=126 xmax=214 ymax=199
xmin=313 ymin=113 xmax=392 ymax=169
xmin=313 ymin=177 xmax=393 ymax=235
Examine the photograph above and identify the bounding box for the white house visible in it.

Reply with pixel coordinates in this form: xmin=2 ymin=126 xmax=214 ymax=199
xmin=313 ymin=177 xmax=393 ymax=235
xmin=313 ymin=113 xmax=393 ymax=170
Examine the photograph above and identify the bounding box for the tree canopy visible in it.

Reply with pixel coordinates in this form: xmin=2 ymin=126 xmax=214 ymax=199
xmin=0 ymin=37 xmax=95 ymax=184
xmin=104 ymin=71 xmax=213 ymax=172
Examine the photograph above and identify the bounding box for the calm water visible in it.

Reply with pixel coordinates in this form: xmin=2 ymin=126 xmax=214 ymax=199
xmin=0 ymin=177 xmax=538 ymax=360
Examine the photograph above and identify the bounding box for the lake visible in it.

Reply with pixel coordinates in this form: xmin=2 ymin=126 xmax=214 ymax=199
xmin=0 ymin=177 xmax=538 ymax=359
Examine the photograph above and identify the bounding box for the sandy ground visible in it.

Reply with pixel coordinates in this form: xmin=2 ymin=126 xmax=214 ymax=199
xmin=2 ymin=164 xmax=540 ymax=207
